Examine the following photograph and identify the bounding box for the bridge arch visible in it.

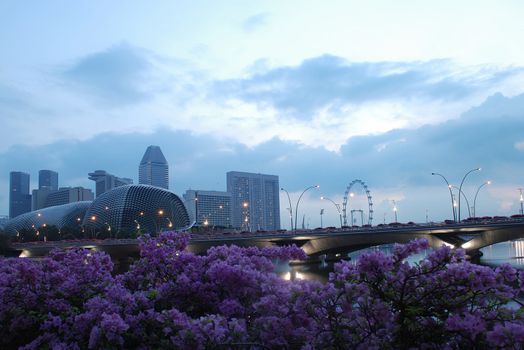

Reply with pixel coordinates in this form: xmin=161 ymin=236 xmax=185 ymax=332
xmin=342 ymin=180 xmax=374 ymax=226
xmin=461 ymin=225 xmax=524 ymax=254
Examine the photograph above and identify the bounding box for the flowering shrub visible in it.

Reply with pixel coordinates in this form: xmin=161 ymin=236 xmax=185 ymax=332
xmin=1 ymin=231 xmax=523 ymax=349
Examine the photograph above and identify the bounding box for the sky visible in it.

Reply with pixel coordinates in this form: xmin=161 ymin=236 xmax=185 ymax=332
xmin=1 ymin=1 xmax=524 ymax=228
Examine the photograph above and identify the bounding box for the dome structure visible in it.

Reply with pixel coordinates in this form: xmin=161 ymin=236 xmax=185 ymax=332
xmin=82 ymin=185 xmax=190 ymax=235
xmin=2 ymin=201 xmax=91 ymax=236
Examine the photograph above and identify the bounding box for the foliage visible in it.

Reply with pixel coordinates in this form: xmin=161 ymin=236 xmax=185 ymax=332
xmin=1 ymin=232 xmax=523 ymax=349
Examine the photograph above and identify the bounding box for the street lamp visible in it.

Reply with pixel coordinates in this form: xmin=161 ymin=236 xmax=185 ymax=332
xmin=519 ymin=188 xmax=524 ymax=215
xmin=458 ymin=168 xmax=481 ymax=222
xmin=392 ymin=200 xmax=398 ymax=223
xmin=473 ymin=181 xmax=491 ymax=218
xmin=451 ymin=185 xmax=472 ymax=219
xmin=281 ymin=188 xmax=294 ymax=231
xmin=242 ymin=202 xmax=249 ymax=231
xmin=321 ymin=196 xmax=343 ymax=227
xmin=431 ymin=172 xmax=456 ymax=222
xmin=294 ymin=185 xmax=319 ymax=231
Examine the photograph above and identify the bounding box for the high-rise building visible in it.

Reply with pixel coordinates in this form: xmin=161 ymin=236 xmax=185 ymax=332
xmin=88 ymin=170 xmax=133 ymax=197
xmin=44 ymin=187 xmax=94 ymax=208
xmin=183 ymin=190 xmax=232 ymax=228
xmin=226 ymin=171 xmax=280 ymax=231
xmin=32 ymin=170 xmax=60 ymax=210
xmin=32 ymin=188 xmax=54 ymax=211
xmin=9 ymin=171 xmax=32 ymax=218
xmin=38 ymin=170 xmax=58 ymax=191
xmin=139 ymin=146 xmax=169 ymax=189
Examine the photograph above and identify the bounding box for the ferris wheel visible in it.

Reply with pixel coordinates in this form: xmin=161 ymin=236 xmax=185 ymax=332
xmin=342 ymin=179 xmax=374 ymax=226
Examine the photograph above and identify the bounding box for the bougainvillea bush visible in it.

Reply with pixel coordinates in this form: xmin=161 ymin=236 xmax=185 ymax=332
xmin=1 ymin=232 xmax=524 ymax=349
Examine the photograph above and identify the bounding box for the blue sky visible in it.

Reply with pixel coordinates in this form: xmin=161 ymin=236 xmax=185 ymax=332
xmin=1 ymin=1 xmax=524 ymax=227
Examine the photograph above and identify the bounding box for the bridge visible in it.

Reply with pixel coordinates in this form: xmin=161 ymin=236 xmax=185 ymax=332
xmin=10 ymin=221 xmax=524 ymax=267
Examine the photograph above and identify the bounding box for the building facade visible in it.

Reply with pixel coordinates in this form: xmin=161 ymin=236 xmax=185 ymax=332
xmin=82 ymin=185 xmax=190 ymax=235
xmin=9 ymin=171 xmax=32 ymax=219
xmin=88 ymin=170 xmax=133 ymax=197
xmin=38 ymin=170 xmax=58 ymax=191
xmin=32 ymin=170 xmax=60 ymax=210
xmin=183 ymin=190 xmax=232 ymax=228
xmin=44 ymin=187 xmax=94 ymax=208
xmin=139 ymin=146 xmax=169 ymax=189
xmin=226 ymin=171 xmax=280 ymax=231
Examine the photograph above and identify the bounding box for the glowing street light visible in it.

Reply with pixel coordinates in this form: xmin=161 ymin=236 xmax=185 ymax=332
xmin=392 ymin=200 xmax=398 ymax=223
xmin=294 ymin=185 xmax=319 ymax=231
xmin=458 ymin=167 xmax=481 ymax=222
xmin=431 ymin=172 xmax=456 ymax=222
xmin=451 ymin=185 xmax=472 ymax=219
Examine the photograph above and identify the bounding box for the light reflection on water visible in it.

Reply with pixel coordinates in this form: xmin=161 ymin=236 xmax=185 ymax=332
xmin=280 ymin=240 xmax=524 ymax=282
xmin=480 ymin=239 xmax=524 ymax=269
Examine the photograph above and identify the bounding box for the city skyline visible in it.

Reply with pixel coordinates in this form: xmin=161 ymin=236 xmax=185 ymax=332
xmin=2 ymin=2 xmax=524 ymax=227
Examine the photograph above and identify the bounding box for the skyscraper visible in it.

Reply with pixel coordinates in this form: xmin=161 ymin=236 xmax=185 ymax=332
xmin=32 ymin=170 xmax=59 ymax=210
xmin=38 ymin=170 xmax=58 ymax=191
xmin=139 ymin=146 xmax=169 ymax=189
xmin=183 ymin=190 xmax=232 ymax=228
xmin=9 ymin=171 xmax=31 ymax=218
xmin=226 ymin=171 xmax=280 ymax=231
xmin=88 ymin=170 xmax=133 ymax=197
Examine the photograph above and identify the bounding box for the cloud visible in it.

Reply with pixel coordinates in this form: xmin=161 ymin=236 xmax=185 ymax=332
xmin=212 ymin=56 xmax=523 ymax=120
xmin=61 ymin=43 xmax=156 ymax=105
xmin=242 ymin=13 xmax=270 ymax=32
xmin=2 ymin=92 xmax=524 ymax=223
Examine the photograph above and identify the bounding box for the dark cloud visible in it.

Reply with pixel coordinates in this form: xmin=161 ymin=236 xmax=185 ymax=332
xmin=242 ymin=13 xmax=270 ymax=32
xmin=212 ymin=55 xmax=522 ymax=119
xmin=61 ymin=43 xmax=153 ymax=105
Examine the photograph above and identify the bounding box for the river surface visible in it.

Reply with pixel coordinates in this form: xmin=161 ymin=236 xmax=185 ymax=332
xmin=280 ymin=239 xmax=524 ymax=282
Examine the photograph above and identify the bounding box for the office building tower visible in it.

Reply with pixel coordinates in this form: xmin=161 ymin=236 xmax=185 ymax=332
xmin=226 ymin=171 xmax=280 ymax=231
xmin=9 ymin=171 xmax=32 ymax=218
xmin=38 ymin=170 xmax=58 ymax=191
xmin=44 ymin=187 xmax=94 ymax=208
xmin=32 ymin=170 xmax=60 ymax=210
xmin=32 ymin=188 xmax=54 ymax=211
xmin=183 ymin=190 xmax=232 ymax=228
xmin=139 ymin=146 xmax=169 ymax=189
xmin=88 ymin=170 xmax=133 ymax=197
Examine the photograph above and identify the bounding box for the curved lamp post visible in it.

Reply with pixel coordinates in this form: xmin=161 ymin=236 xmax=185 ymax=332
xmin=519 ymin=188 xmax=524 ymax=215
xmin=392 ymin=200 xmax=398 ymax=223
xmin=473 ymin=181 xmax=491 ymax=218
xmin=321 ymin=196 xmax=343 ymax=227
xmin=281 ymin=188 xmax=294 ymax=231
xmin=452 ymin=185 xmax=472 ymax=219
xmin=294 ymin=185 xmax=319 ymax=231
xmin=458 ymin=168 xmax=481 ymax=221
xmin=431 ymin=172 xmax=456 ymax=222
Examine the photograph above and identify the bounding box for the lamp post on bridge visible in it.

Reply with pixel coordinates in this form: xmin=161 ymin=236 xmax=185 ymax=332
xmin=431 ymin=172 xmax=456 ymax=222
xmin=451 ymin=185 xmax=472 ymax=219
xmin=294 ymin=185 xmax=320 ymax=231
xmin=458 ymin=167 xmax=481 ymax=222
xmin=320 ymin=196 xmax=343 ymax=227
xmin=473 ymin=181 xmax=491 ymax=218
xmin=519 ymin=188 xmax=524 ymax=215
xmin=392 ymin=200 xmax=398 ymax=223
xmin=281 ymin=188 xmax=294 ymax=231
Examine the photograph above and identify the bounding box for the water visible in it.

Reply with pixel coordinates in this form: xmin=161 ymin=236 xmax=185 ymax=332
xmin=479 ymin=239 xmax=524 ymax=269
xmin=281 ymin=239 xmax=524 ymax=282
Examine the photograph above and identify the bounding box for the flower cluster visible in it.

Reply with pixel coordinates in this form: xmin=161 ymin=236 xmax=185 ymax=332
xmin=1 ymin=232 xmax=523 ymax=349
